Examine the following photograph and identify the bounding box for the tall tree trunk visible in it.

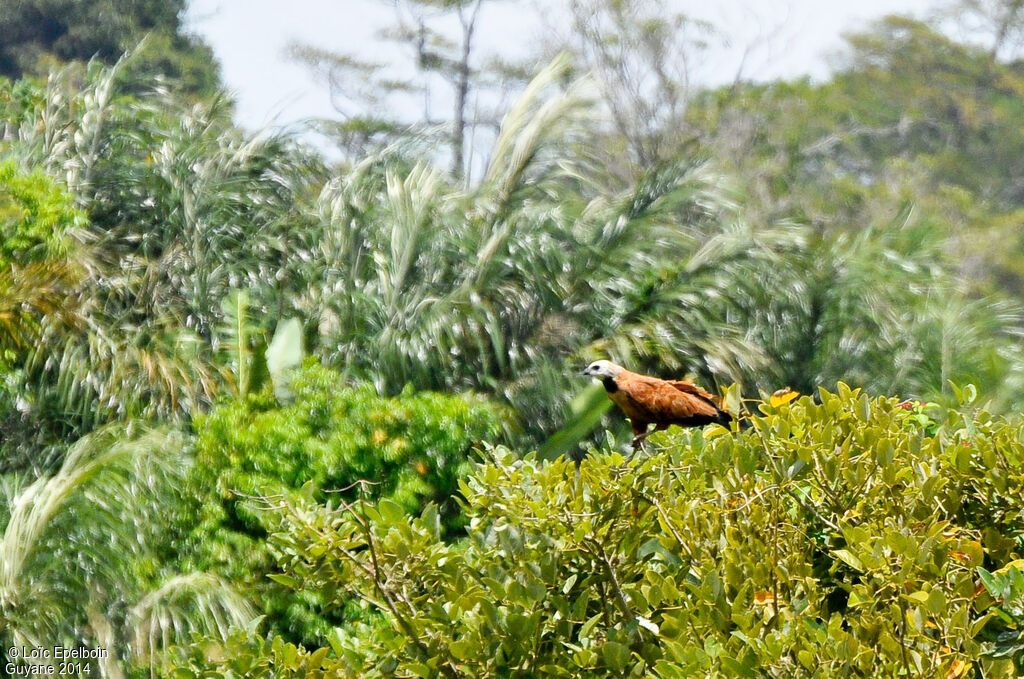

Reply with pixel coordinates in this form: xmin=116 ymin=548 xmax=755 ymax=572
xmin=452 ymin=0 xmax=482 ymax=179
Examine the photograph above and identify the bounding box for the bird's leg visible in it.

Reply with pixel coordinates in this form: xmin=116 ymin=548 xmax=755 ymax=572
xmin=627 ymin=426 xmax=652 ymax=461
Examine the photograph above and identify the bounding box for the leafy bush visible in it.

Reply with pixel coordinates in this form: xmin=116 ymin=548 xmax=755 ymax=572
xmin=0 ymin=159 xmax=79 ymax=262
xmin=196 ymin=383 xmax=1024 ymax=677
xmin=173 ymin=617 xmax=346 ymax=679
xmin=172 ymin=361 xmax=506 ymax=644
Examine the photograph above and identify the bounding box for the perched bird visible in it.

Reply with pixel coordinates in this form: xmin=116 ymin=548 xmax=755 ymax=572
xmin=582 ymin=360 xmax=732 ymax=451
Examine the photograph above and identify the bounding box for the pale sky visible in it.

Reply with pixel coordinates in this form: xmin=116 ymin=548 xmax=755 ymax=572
xmin=184 ymin=0 xmax=940 ymax=134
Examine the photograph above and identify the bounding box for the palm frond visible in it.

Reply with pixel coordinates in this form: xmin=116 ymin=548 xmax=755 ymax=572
xmin=3 ymin=53 xmax=324 ymax=440
xmin=0 ymin=259 xmax=82 ymax=354
xmin=128 ymin=573 xmax=255 ymax=670
xmin=1 ymin=426 xmax=183 ymax=650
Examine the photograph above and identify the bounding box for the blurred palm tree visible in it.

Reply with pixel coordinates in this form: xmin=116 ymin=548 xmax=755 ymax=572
xmin=4 ymin=47 xmax=1019 ymax=459
xmin=901 ymin=292 xmax=1024 ymax=410
xmin=748 ymin=203 xmax=1024 ymax=408
xmin=1 ymin=54 xmax=324 ymax=454
xmin=0 ymin=425 xmax=253 ymax=676
xmin=303 ymin=54 xmax=1024 ymax=446
xmin=306 ymin=56 xmax=804 ymax=444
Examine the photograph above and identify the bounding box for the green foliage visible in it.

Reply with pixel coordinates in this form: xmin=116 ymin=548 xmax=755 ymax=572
xmin=0 ymin=159 xmax=80 ymax=262
xmin=308 ymin=56 xmax=800 ymax=451
xmin=174 ymin=616 xmax=346 ymax=678
xmin=537 ymin=383 xmax=613 ymax=461
xmin=0 ymin=58 xmax=324 ymax=452
xmin=0 ymin=158 xmax=81 ymax=360
xmin=684 ymin=16 xmax=1024 ymax=411
xmin=0 ymin=0 xmax=220 ymax=96
xmin=1 ymin=426 xmax=252 ymax=678
xmin=4 ymin=59 xmax=322 ymax=342
xmin=738 ymin=204 xmax=1024 ymax=408
xmin=198 ymin=385 xmax=1024 ymax=677
xmin=216 ymin=289 xmax=257 ymax=399
xmin=7 ymin=14 xmax=1024 ymax=676
xmin=4 ymin=39 xmax=1021 ymax=459
xmin=692 ymin=15 xmax=1024 ymax=302
xmin=0 ymin=159 xmax=86 ymax=464
xmin=173 ymin=361 xmax=506 ymax=644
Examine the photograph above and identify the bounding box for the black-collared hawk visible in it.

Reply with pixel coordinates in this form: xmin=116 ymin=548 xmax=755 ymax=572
xmin=582 ymin=360 xmax=732 ymax=450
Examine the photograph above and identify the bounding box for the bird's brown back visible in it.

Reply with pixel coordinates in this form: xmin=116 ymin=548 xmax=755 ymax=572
xmin=613 ymin=369 xmax=726 ymax=426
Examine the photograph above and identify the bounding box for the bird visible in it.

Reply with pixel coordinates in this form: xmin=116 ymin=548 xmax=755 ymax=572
xmin=582 ymin=360 xmax=732 ymax=452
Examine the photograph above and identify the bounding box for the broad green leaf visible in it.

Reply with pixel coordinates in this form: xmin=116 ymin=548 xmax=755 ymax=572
xmin=833 ymin=549 xmax=864 ymax=571
xmin=538 ymin=383 xmax=613 ymax=460
xmin=266 ymin=317 xmax=304 ymax=402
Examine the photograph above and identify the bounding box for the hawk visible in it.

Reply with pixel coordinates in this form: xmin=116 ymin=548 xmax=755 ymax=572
xmin=582 ymin=360 xmax=732 ymax=451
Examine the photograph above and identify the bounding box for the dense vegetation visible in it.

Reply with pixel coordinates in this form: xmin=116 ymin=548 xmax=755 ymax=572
xmin=0 ymin=0 xmax=219 ymax=95
xmin=181 ymin=387 xmax=1024 ymax=677
xmin=2 ymin=0 xmax=1024 ymax=675
xmin=175 ymin=362 xmax=505 ymax=644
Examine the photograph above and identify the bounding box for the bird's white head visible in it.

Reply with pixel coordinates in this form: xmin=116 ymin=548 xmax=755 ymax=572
xmin=582 ymin=360 xmax=625 ymax=380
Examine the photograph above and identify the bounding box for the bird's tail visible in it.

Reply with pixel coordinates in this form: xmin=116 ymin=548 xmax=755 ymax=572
xmin=707 ymin=394 xmax=732 ymax=426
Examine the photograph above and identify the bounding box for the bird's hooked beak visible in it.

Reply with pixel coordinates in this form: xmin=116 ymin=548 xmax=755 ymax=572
xmin=581 ymin=366 xmax=592 ymax=376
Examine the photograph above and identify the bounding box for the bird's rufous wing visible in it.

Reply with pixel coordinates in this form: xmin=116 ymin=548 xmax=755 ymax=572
xmin=619 ymin=374 xmax=721 ymax=422
xmin=665 ymin=379 xmax=725 ymax=409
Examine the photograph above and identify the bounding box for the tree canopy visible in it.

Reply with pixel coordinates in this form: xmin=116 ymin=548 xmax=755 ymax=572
xmin=0 ymin=0 xmax=220 ymax=95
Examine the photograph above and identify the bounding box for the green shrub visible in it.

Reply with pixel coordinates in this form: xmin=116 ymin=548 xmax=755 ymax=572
xmin=210 ymin=383 xmax=1024 ymax=677
xmin=171 ymin=617 xmax=346 ymax=679
xmin=0 ymin=158 xmax=79 ymax=262
xmin=173 ymin=361 xmax=506 ymax=644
